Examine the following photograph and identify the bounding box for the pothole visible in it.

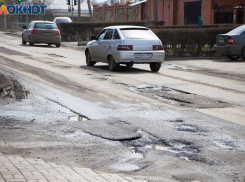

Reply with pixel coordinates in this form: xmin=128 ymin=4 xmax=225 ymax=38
xmin=176 ymin=124 xmax=199 ymax=132
xmin=47 ymin=53 xmax=65 ymax=58
xmin=93 ymin=77 xmax=108 ymax=81
xmin=127 ymin=85 xmax=231 ymax=108
xmin=121 ymin=129 xmax=199 ymax=156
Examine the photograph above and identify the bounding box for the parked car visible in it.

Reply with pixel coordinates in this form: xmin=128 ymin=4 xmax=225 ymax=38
xmin=22 ymin=21 xmax=61 ymax=47
xmin=53 ymin=17 xmax=72 ymax=24
xmin=214 ymin=25 xmax=245 ymax=60
xmin=85 ymin=26 xmax=165 ymax=72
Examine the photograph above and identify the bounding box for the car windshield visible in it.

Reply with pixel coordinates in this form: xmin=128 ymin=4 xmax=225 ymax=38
xmin=120 ymin=28 xmax=158 ymax=39
xmin=34 ymin=23 xmax=57 ymax=29
xmin=227 ymin=25 xmax=245 ymax=35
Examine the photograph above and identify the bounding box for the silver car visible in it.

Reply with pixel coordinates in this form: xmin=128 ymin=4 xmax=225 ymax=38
xmin=214 ymin=25 xmax=245 ymax=60
xmin=85 ymin=26 xmax=165 ymax=72
xmin=22 ymin=21 xmax=61 ymax=47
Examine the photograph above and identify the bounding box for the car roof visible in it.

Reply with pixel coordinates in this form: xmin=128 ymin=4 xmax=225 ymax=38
xmin=104 ymin=25 xmax=149 ymax=29
xmin=31 ymin=20 xmax=54 ymax=24
xmin=54 ymin=17 xmax=71 ymax=19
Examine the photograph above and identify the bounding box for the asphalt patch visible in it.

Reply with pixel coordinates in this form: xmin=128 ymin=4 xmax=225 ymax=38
xmin=73 ymin=119 xmax=141 ymax=141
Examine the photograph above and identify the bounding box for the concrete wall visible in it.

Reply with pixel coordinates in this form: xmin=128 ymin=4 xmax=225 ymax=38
xmin=93 ymin=3 xmax=141 ymax=22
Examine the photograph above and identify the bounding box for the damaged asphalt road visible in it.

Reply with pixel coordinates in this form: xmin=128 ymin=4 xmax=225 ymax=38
xmin=1 ymin=67 xmax=245 ymax=182
xmin=1 ymin=32 xmax=245 ymax=182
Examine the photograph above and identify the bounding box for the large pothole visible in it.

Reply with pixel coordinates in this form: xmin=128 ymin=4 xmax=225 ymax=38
xmin=127 ymin=84 xmax=231 ymax=108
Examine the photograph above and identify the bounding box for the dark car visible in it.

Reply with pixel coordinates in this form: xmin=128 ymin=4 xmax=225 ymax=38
xmin=53 ymin=17 xmax=72 ymax=24
xmin=22 ymin=21 xmax=61 ymax=47
xmin=214 ymin=25 xmax=245 ymax=60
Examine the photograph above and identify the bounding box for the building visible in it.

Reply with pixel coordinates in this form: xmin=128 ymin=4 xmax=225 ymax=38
xmin=93 ymin=0 xmax=245 ymax=25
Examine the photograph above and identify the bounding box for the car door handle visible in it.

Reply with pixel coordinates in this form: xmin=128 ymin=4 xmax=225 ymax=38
xmin=107 ymin=42 xmax=110 ymax=44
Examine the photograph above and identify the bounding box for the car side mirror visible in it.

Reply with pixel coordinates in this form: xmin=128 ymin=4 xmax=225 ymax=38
xmin=90 ymin=35 xmax=96 ymax=40
xmin=22 ymin=25 xmax=27 ymax=29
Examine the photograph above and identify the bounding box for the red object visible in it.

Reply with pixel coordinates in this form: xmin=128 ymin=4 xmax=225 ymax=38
xmin=32 ymin=28 xmax=37 ymax=34
xmin=117 ymin=45 xmax=133 ymax=50
xmin=153 ymin=45 xmax=164 ymax=50
xmin=227 ymin=37 xmax=236 ymax=45
xmin=56 ymin=30 xmax=61 ymax=35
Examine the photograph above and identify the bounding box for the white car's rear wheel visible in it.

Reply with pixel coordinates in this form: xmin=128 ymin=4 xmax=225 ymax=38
xmin=150 ymin=62 xmax=161 ymax=72
xmin=108 ymin=56 xmax=119 ymax=71
xmin=126 ymin=62 xmax=134 ymax=68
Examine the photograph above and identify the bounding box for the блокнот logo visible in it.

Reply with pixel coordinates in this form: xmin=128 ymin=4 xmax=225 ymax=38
xmin=0 ymin=5 xmax=47 ymax=14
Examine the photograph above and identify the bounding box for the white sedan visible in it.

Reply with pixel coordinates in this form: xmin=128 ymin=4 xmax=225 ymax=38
xmin=85 ymin=26 xmax=165 ymax=72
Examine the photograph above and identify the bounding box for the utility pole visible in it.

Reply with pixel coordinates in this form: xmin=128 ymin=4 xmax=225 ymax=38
xmin=4 ymin=0 xmax=7 ymax=29
xmin=87 ymin=0 xmax=93 ymax=22
xmin=72 ymin=0 xmax=73 ymax=21
xmin=78 ymin=0 xmax=80 ymax=22
xmin=154 ymin=0 xmax=158 ymax=21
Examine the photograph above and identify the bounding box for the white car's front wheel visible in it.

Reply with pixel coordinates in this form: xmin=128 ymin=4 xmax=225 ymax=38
xmin=86 ymin=51 xmax=96 ymax=66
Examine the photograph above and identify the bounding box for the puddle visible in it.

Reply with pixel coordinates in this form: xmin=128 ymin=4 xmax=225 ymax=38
xmin=110 ymin=163 xmax=140 ymax=171
xmin=212 ymin=140 xmax=234 ymax=150
xmin=69 ymin=115 xmax=88 ymax=121
xmin=162 ymin=63 xmax=196 ymax=71
xmin=177 ymin=124 xmax=197 ymax=132
xmin=145 ymin=145 xmax=171 ymax=151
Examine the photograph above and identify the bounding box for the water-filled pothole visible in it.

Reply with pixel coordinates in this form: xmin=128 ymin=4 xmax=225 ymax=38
xmin=69 ymin=115 xmax=88 ymax=121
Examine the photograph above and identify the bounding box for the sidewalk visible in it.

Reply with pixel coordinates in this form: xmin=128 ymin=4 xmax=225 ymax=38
xmin=0 ymin=153 xmax=147 ymax=182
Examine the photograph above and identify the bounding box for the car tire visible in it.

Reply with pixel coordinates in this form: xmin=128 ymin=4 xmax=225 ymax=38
xmin=56 ymin=43 xmax=60 ymax=47
xmin=150 ymin=62 xmax=161 ymax=72
xmin=227 ymin=55 xmax=240 ymax=61
xmin=86 ymin=51 xmax=96 ymax=66
xmin=22 ymin=36 xmax=26 ymax=45
xmin=242 ymin=48 xmax=245 ymax=60
xmin=108 ymin=56 xmax=119 ymax=71
xmin=29 ymin=36 xmax=33 ymax=46
xmin=126 ymin=62 xmax=134 ymax=68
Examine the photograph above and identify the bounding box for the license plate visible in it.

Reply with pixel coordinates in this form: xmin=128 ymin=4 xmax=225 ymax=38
xmin=42 ymin=33 xmax=52 ymax=35
xmin=219 ymin=39 xmax=224 ymax=43
xmin=134 ymin=53 xmax=153 ymax=58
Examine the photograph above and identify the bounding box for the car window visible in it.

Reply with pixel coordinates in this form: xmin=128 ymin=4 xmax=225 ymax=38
xmin=113 ymin=29 xmax=120 ymax=40
xmin=97 ymin=29 xmax=107 ymax=40
xmin=34 ymin=23 xmax=57 ymax=29
xmin=104 ymin=29 xmax=113 ymax=40
xmin=27 ymin=23 xmax=32 ymax=29
xmin=120 ymin=28 xmax=158 ymax=39
xmin=55 ymin=18 xmax=72 ymax=23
